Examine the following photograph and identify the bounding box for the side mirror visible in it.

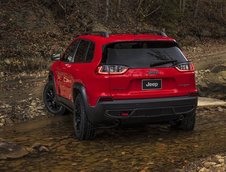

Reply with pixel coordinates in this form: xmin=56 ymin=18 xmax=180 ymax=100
xmin=51 ymin=53 xmax=61 ymax=61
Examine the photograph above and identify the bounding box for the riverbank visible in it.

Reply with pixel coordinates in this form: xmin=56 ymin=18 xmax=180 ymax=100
xmin=0 ymin=40 xmax=226 ymax=172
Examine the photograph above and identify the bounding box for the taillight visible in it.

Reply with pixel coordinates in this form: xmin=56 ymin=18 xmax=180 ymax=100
xmin=175 ymin=62 xmax=194 ymax=71
xmin=97 ymin=65 xmax=128 ymax=74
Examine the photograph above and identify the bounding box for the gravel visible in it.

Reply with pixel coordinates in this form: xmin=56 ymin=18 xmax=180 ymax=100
xmin=181 ymin=154 xmax=226 ymax=172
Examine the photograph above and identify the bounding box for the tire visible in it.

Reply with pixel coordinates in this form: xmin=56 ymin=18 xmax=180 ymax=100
xmin=73 ymin=94 xmax=95 ymax=140
xmin=171 ymin=111 xmax=196 ymax=131
xmin=43 ymin=81 xmax=66 ymax=115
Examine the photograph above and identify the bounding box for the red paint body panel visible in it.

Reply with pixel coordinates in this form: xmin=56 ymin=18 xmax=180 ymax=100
xmin=50 ymin=34 xmax=197 ymax=107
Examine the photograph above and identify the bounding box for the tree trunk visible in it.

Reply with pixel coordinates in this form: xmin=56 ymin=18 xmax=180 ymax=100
xmin=182 ymin=0 xmax=186 ymax=13
xmin=95 ymin=0 xmax=99 ymax=11
xmin=116 ymin=0 xmax=121 ymax=18
xmin=179 ymin=0 xmax=182 ymax=12
xmin=221 ymin=0 xmax=225 ymax=19
xmin=106 ymin=0 xmax=109 ymax=21
xmin=194 ymin=0 xmax=200 ymax=18
xmin=136 ymin=0 xmax=144 ymax=14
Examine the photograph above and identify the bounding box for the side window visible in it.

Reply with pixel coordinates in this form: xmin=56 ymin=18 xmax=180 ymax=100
xmin=62 ymin=40 xmax=80 ymax=62
xmin=86 ymin=42 xmax=95 ymax=62
xmin=74 ymin=40 xmax=89 ymax=63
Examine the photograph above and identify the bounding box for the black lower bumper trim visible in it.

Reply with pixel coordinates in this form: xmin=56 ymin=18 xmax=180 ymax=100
xmin=85 ymin=96 xmax=198 ymax=126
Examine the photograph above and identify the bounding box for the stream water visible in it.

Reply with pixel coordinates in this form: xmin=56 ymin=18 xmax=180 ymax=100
xmin=0 ymin=109 xmax=226 ymax=171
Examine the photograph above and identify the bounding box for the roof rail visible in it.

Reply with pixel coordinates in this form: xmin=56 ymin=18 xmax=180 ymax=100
xmin=82 ymin=31 xmax=110 ymax=38
xmin=77 ymin=30 xmax=167 ymax=38
xmin=139 ymin=30 xmax=167 ymax=37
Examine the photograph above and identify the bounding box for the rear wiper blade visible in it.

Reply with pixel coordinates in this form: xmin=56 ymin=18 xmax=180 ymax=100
xmin=150 ymin=60 xmax=178 ymax=67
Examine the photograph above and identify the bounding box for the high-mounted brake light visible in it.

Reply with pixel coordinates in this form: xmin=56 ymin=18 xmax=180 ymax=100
xmin=97 ymin=65 xmax=128 ymax=74
xmin=175 ymin=62 xmax=194 ymax=71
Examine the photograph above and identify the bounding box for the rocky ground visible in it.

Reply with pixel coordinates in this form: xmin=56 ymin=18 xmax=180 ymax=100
xmin=181 ymin=154 xmax=226 ymax=172
xmin=184 ymin=40 xmax=226 ymax=100
xmin=1 ymin=1 xmax=226 ymax=171
xmin=0 ymin=106 xmax=226 ymax=171
xmin=0 ymin=71 xmax=48 ymax=127
xmin=0 ymin=40 xmax=226 ymax=127
xmin=0 ymin=41 xmax=226 ymax=171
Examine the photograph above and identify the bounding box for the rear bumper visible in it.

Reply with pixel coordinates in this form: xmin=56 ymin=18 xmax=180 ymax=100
xmin=86 ymin=96 xmax=198 ymax=126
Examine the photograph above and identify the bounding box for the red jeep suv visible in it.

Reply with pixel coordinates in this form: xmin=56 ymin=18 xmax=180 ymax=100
xmin=43 ymin=31 xmax=198 ymax=140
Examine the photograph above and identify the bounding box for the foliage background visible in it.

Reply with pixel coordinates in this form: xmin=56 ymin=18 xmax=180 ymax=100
xmin=0 ymin=0 xmax=226 ymax=72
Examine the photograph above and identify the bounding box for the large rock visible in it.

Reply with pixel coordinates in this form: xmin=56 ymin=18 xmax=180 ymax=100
xmin=0 ymin=139 xmax=29 ymax=160
xmin=197 ymin=63 xmax=226 ymax=99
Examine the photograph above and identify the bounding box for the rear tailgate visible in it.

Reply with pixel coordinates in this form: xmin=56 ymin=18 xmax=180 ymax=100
xmin=109 ymin=68 xmax=196 ymax=99
xmin=102 ymin=41 xmax=196 ymax=99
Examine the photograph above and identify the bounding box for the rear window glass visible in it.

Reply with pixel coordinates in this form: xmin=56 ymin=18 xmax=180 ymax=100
xmin=103 ymin=41 xmax=187 ymax=68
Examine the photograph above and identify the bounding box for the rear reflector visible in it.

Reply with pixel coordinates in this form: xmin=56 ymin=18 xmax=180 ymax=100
xmin=120 ymin=112 xmax=129 ymax=117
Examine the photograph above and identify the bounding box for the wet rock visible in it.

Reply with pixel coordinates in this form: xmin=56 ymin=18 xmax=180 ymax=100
xmin=0 ymin=117 xmax=5 ymax=127
xmin=31 ymin=101 xmax=36 ymax=106
xmin=217 ymin=107 xmax=224 ymax=112
xmin=0 ymin=72 xmax=4 ymax=77
xmin=4 ymin=59 xmax=10 ymax=65
xmin=196 ymin=63 xmax=226 ymax=99
xmin=25 ymin=147 xmax=34 ymax=153
xmin=31 ymin=142 xmax=41 ymax=148
xmin=213 ymin=155 xmax=225 ymax=164
xmin=0 ymin=140 xmax=29 ymax=160
xmin=218 ymin=158 xmax=224 ymax=164
xmin=199 ymin=167 xmax=209 ymax=172
xmin=215 ymin=155 xmax=223 ymax=160
xmin=147 ymin=161 xmax=154 ymax=165
xmin=121 ymin=151 xmax=126 ymax=155
xmin=39 ymin=145 xmax=49 ymax=152
xmin=182 ymin=154 xmax=226 ymax=171
xmin=31 ymin=142 xmax=49 ymax=152
xmin=37 ymin=106 xmax=44 ymax=110
xmin=203 ymin=161 xmax=216 ymax=168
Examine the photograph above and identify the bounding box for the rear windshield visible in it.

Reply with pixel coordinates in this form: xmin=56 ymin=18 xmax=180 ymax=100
xmin=102 ymin=41 xmax=187 ymax=68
